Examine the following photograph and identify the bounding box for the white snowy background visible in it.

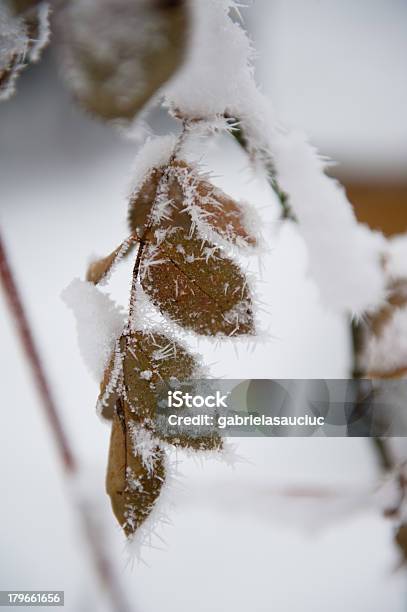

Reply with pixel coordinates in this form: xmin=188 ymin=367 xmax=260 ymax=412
xmin=1 ymin=1 xmax=407 ymax=610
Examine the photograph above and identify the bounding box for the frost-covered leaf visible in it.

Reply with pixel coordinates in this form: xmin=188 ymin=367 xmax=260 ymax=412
xmin=86 ymin=236 xmax=137 ymax=285
xmin=56 ymin=0 xmax=189 ymax=121
xmin=120 ymin=330 xmax=197 ymax=422
xmin=141 ymin=228 xmax=254 ymax=336
xmin=103 ymin=328 xmax=222 ymax=536
xmin=128 ymin=160 xmax=256 ymax=247
xmin=0 ymin=2 xmax=49 ymax=101
xmin=99 ymin=330 xmax=222 ymax=450
xmin=128 ymin=157 xmax=255 ymax=336
xmin=106 ymin=407 xmax=165 ymax=538
xmin=194 ymin=176 xmax=257 ymax=247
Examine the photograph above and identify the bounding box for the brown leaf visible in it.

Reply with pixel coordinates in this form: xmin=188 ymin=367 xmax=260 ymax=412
xmin=104 ymin=329 xmax=222 ymax=536
xmin=86 ymin=236 xmax=137 ymax=285
xmin=123 ymin=331 xmax=221 ymax=448
xmin=141 ymin=229 xmax=254 ymax=336
xmin=130 ymin=160 xmax=254 ymax=338
xmin=192 ymin=169 xmax=256 ymax=247
xmin=128 ymin=161 xmax=256 ymax=246
xmin=106 ymin=404 xmax=165 ymax=537
xmin=56 ymin=0 xmax=189 ymax=121
xmin=121 ymin=331 xmax=196 ymax=420
xmin=99 ymin=331 xmax=222 ymax=448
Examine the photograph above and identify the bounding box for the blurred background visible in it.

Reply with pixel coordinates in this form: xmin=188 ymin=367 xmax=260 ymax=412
xmin=1 ymin=1 xmax=406 ymax=610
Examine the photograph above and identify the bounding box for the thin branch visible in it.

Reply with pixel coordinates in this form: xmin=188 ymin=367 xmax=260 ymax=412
xmin=0 ymin=230 xmax=132 ymax=612
xmin=349 ymin=316 xmax=395 ymax=472
xmin=226 ymin=117 xmax=296 ymax=221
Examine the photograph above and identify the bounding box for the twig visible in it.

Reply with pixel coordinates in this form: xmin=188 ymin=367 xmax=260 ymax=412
xmin=0 ymin=230 xmax=132 ymax=612
xmin=226 ymin=117 xmax=296 ymax=221
xmin=349 ymin=316 xmax=395 ymax=472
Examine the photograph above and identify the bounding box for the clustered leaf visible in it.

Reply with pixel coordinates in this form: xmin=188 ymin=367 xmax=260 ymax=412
xmin=130 ymin=160 xmax=256 ymax=336
xmin=87 ymin=151 xmax=255 ymax=537
xmin=98 ymin=330 xmax=221 ymax=536
xmin=129 ymin=161 xmax=257 ymax=247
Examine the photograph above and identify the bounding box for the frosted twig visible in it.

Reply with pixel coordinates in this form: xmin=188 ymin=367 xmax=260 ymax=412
xmin=227 ymin=117 xmax=296 ymax=222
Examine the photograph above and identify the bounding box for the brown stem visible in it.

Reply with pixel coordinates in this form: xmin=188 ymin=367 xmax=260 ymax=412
xmin=349 ymin=316 xmax=395 ymax=472
xmin=0 ymin=230 xmax=132 ymax=612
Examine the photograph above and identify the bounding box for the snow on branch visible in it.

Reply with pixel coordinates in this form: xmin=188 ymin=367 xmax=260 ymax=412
xmin=165 ymin=0 xmax=387 ymax=316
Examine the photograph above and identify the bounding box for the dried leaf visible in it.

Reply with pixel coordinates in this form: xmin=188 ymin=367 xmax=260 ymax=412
xmin=106 ymin=406 xmax=165 ymax=537
xmin=99 ymin=331 xmax=222 ymax=449
xmin=56 ymin=0 xmax=189 ymax=121
xmin=141 ymin=229 xmax=254 ymax=336
xmin=124 ymin=331 xmax=222 ymax=447
xmin=128 ymin=161 xmax=256 ymax=246
xmin=121 ymin=331 xmax=196 ymax=421
xmin=128 ymin=161 xmax=255 ymax=336
xmin=189 ymin=164 xmax=256 ymax=246
xmin=104 ymin=328 xmax=222 ymax=536
xmin=86 ymin=236 xmax=137 ymax=285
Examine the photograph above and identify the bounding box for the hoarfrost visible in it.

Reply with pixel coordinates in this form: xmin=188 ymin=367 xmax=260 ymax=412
xmin=129 ymin=134 xmax=177 ymax=194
